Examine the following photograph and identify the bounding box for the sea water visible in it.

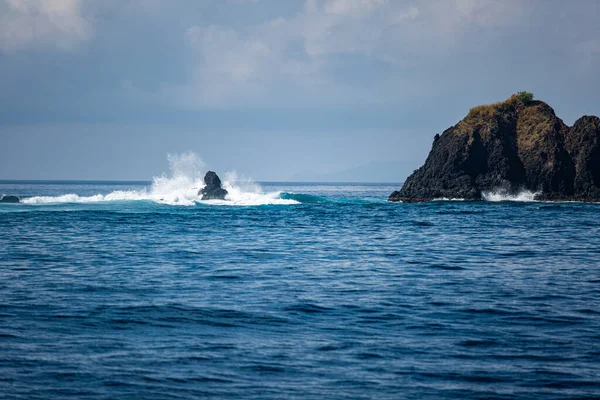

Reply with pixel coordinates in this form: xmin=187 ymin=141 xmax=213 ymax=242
xmin=1 ymin=159 xmax=600 ymax=399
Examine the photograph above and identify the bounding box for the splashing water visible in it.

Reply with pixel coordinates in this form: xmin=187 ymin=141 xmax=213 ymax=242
xmin=205 ymin=171 xmax=298 ymax=206
xmin=147 ymin=152 xmax=206 ymax=205
xmin=482 ymin=189 xmax=539 ymax=202
xmin=212 ymin=171 xmax=296 ymax=206
xmin=22 ymin=153 xmax=299 ymax=206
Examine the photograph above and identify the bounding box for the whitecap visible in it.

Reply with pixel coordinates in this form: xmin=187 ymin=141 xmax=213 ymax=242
xmin=482 ymin=189 xmax=539 ymax=202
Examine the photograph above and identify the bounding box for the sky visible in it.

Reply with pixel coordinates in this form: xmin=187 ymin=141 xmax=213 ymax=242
xmin=0 ymin=0 xmax=599 ymax=181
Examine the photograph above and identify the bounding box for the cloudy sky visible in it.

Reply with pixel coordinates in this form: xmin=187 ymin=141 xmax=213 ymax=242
xmin=0 ymin=0 xmax=598 ymax=181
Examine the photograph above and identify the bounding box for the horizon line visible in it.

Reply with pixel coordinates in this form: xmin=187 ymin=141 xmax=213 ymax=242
xmin=0 ymin=179 xmax=403 ymax=185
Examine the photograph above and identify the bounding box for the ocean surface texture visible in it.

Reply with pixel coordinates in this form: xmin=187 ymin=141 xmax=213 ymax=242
xmin=1 ymin=180 xmax=600 ymax=399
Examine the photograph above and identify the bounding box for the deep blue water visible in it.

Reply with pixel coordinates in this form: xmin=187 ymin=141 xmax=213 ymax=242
xmin=1 ymin=181 xmax=600 ymax=399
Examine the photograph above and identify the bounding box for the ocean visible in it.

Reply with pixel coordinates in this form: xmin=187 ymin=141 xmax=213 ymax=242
xmin=1 ymin=176 xmax=600 ymax=399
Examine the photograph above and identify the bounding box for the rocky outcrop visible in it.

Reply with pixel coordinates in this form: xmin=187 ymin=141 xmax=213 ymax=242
xmin=389 ymin=94 xmax=600 ymax=202
xmin=199 ymin=171 xmax=228 ymax=200
xmin=0 ymin=195 xmax=20 ymax=203
xmin=565 ymin=116 xmax=600 ymax=200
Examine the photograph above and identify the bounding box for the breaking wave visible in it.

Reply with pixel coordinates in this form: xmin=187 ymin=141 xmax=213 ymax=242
xmin=22 ymin=153 xmax=299 ymax=207
xmin=482 ymin=189 xmax=539 ymax=202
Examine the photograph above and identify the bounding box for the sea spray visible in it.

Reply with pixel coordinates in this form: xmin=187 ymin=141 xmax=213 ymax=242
xmin=22 ymin=153 xmax=299 ymax=206
xmin=482 ymin=189 xmax=539 ymax=202
xmin=148 ymin=152 xmax=207 ymax=205
xmin=212 ymin=171 xmax=298 ymax=206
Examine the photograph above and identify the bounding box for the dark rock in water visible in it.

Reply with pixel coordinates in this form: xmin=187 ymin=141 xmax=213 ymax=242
xmin=389 ymin=93 xmax=600 ymax=202
xmin=0 ymin=195 xmax=20 ymax=203
xmin=565 ymin=116 xmax=600 ymax=201
xmin=199 ymin=171 xmax=228 ymax=200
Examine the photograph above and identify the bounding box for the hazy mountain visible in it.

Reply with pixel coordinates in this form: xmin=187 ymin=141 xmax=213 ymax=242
xmin=289 ymin=161 xmax=418 ymax=183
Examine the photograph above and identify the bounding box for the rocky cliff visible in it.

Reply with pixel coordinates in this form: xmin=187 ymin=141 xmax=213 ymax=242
xmin=389 ymin=93 xmax=600 ymax=202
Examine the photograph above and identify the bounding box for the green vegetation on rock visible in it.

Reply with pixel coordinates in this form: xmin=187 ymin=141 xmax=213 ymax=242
xmin=516 ymin=91 xmax=534 ymax=103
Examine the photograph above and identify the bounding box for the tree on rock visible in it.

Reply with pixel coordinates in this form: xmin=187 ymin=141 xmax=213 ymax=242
xmin=516 ymin=91 xmax=534 ymax=103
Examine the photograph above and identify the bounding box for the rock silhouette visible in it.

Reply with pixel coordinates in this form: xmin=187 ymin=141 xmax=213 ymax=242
xmin=0 ymin=195 xmax=20 ymax=203
xmin=199 ymin=171 xmax=228 ymax=200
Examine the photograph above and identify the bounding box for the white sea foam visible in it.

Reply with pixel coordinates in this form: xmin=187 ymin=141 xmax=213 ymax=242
xmin=219 ymin=171 xmax=298 ymax=206
xmin=22 ymin=153 xmax=299 ymax=206
xmin=432 ymin=198 xmax=466 ymax=201
xmin=482 ymin=189 xmax=539 ymax=202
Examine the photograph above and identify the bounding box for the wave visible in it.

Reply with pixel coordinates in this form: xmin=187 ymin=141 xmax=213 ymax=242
xmin=21 ymin=153 xmax=299 ymax=207
xmin=280 ymin=192 xmax=385 ymax=205
xmin=279 ymin=193 xmax=329 ymax=204
xmin=482 ymin=189 xmax=539 ymax=202
xmin=22 ymin=191 xmax=298 ymax=206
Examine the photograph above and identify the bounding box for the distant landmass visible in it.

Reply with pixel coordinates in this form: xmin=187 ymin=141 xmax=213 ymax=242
xmin=389 ymin=92 xmax=600 ymax=202
xmin=290 ymin=161 xmax=416 ymax=183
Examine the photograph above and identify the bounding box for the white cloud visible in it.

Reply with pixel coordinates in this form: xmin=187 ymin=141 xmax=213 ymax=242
xmin=187 ymin=25 xmax=271 ymax=83
xmin=453 ymin=0 xmax=522 ymax=27
xmin=0 ymin=0 xmax=92 ymax=52
xmin=179 ymin=25 xmax=276 ymax=106
xmin=323 ymin=0 xmax=387 ymax=16
xmin=420 ymin=0 xmax=523 ymax=40
xmin=171 ymin=0 xmax=419 ymax=107
xmin=298 ymin=0 xmax=400 ymax=56
xmin=167 ymin=0 xmax=531 ymax=108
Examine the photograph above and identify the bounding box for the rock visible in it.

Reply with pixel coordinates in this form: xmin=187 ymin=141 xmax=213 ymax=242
xmin=389 ymin=93 xmax=600 ymax=202
xmin=0 ymin=195 xmax=20 ymax=203
xmin=564 ymin=116 xmax=600 ymax=201
xmin=199 ymin=171 xmax=228 ymax=200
